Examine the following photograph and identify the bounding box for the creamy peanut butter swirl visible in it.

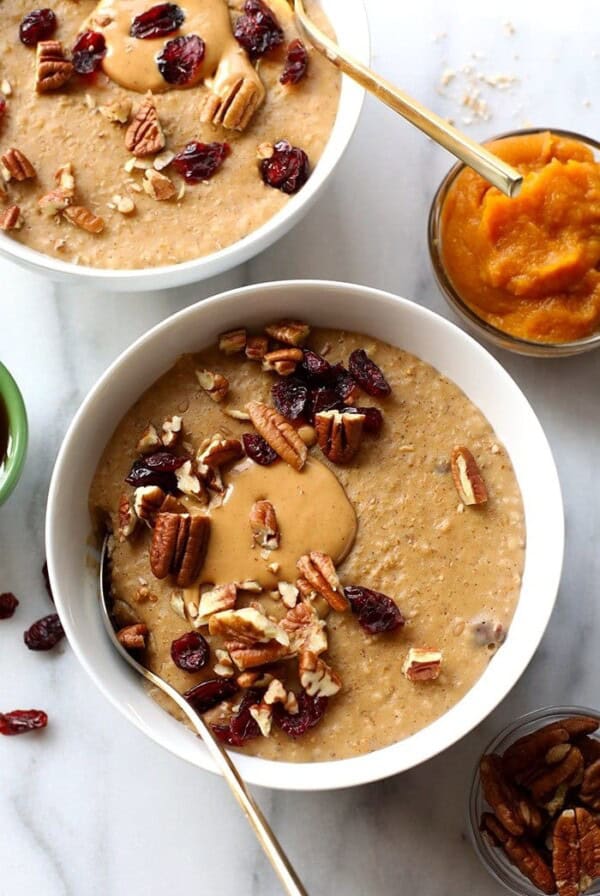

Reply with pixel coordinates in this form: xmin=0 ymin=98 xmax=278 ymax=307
xmin=191 ymin=456 xmax=357 ymax=592
xmin=86 ymin=0 xmax=262 ymax=94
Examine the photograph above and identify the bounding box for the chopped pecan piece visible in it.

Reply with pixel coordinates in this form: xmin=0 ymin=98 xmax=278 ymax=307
xmin=249 ymin=500 xmax=279 ymax=550
xmin=208 ymin=607 xmax=288 ymax=647
xmin=197 ymin=436 xmax=243 ymax=470
xmin=38 ymin=189 xmax=71 ymax=216
xmin=143 ymin=168 xmax=176 ymax=201
xmin=451 ymin=446 xmax=488 ymax=506
xmin=200 ymin=76 xmax=264 ymax=132
xmin=136 ymin=423 xmax=162 ymax=454
xmin=281 ymin=600 xmax=327 ymax=654
xmin=480 ymin=754 xmax=544 ymax=837
xmin=125 ymin=95 xmax=166 ymax=157
xmin=1 ymin=148 xmax=35 ymax=182
xmin=99 ymin=97 xmax=132 ymax=124
xmin=402 ymin=647 xmax=443 ymax=682
xmin=133 ymin=485 xmax=166 ymax=525
xmin=161 ymin=415 xmax=183 ymax=448
xmin=117 ymin=492 xmax=137 ymax=539
xmin=481 ymin=813 xmax=556 ymax=895
xmin=246 ymin=400 xmax=307 ymax=471
xmin=263 ymin=678 xmax=287 ymax=706
xmin=196 ymin=369 xmax=229 ymax=403
xmin=64 ymin=205 xmax=105 ymax=234
xmin=249 ymin=702 xmax=272 ymax=737
xmin=296 ymin=552 xmax=347 ymax=612
xmin=227 ymin=639 xmax=291 ymax=671
xmin=262 ymin=347 xmax=303 ymax=376
xmin=264 ymin=319 xmax=310 ymax=346
xmin=35 ymin=40 xmax=73 ymax=92
xmin=195 ymin=583 xmax=237 ymax=626
xmin=277 ymin=581 xmax=298 ymax=608
xmin=150 ymin=512 xmax=210 ymax=587
xmin=175 ymin=460 xmax=206 ymax=502
xmin=315 ymin=409 xmax=365 ymax=464
xmin=245 ymin=335 xmax=268 ymax=361
xmin=580 ymin=758 xmax=600 ymax=811
xmin=0 ymin=205 xmax=23 ymax=231
xmin=218 ymin=328 xmax=247 ymax=355
xmin=116 ymin=623 xmax=148 ymax=651
xmin=298 ymin=651 xmax=342 ymax=698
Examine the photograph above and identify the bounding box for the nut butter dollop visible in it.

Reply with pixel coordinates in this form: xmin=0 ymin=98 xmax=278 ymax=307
xmin=198 ymin=457 xmax=357 ymax=590
xmin=86 ymin=0 xmax=255 ymax=93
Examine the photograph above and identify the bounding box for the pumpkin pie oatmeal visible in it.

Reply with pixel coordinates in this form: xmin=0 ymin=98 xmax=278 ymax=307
xmin=0 ymin=0 xmax=339 ymax=268
xmin=89 ymin=320 xmax=525 ymax=761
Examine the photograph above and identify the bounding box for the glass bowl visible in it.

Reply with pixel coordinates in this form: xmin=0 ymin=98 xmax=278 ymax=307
xmin=469 ymin=705 xmax=600 ymax=895
xmin=0 ymin=361 xmax=28 ymax=506
xmin=428 ymin=127 xmax=600 ymax=358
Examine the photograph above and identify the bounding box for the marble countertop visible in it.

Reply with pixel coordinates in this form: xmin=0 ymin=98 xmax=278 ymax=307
xmin=2 ymin=1 xmax=599 ymax=893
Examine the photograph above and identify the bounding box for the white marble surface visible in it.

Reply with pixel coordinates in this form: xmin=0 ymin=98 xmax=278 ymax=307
xmin=1 ymin=2 xmax=600 ymax=893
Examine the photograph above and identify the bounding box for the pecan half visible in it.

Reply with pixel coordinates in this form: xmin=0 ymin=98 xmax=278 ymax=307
xmin=315 ymin=409 xmax=365 ymax=464
xmin=529 ymin=747 xmax=584 ymax=803
xmin=402 ymin=647 xmax=443 ymax=682
xmin=296 ymin=551 xmax=347 ymax=612
xmin=503 ymin=723 xmax=573 ymax=785
xmin=196 ymin=369 xmax=229 ymax=403
xmin=481 ymin=813 xmax=556 ymax=895
xmin=201 ymin=76 xmax=263 ymax=131
xmin=264 ymin=320 xmax=310 ymax=346
xmin=208 ymin=607 xmax=288 ymax=647
xmin=246 ymin=401 xmax=307 ymax=471
xmin=218 ymin=328 xmax=247 ymax=355
xmin=35 ymin=40 xmax=73 ymax=92
xmin=553 ymin=808 xmax=600 ymax=896
xmin=580 ymin=759 xmax=600 ymax=811
xmin=262 ymin=347 xmax=303 ymax=376
xmin=125 ymin=96 xmax=166 ymax=157
xmin=451 ymin=446 xmax=488 ymax=506
xmin=1 ymin=148 xmax=35 ymax=182
xmin=64 ymin=205 xmax=105 ymax=234
xmin=116 ymin=623 xmax=148 ymax=651
xmin=150 ymin=512 xmax=210 ymax=587
xmin=281 ymin=600 xmax=328 ymax=654
xmin=249 ymin=500 xmax=280 ymax=550
xmin=227 ymin=640 xmax=291 ymax=671
xmin=0 ymin=205 xmax=23 ymax=231
xmin=133 ymin=485 xmax=166 ymax=526
xmin=298 ymin=651 xmax=342 ymax=698
xmin=245 ymin=335 xmax=268 ymax=361
xmin=480 ymin=754 xmax=544 ymax=837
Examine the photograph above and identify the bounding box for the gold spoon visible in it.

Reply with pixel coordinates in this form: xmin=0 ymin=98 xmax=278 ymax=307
xmin=99 ymin=535 xmax=308 ymax=896
xmin=288 ymin=0 xmax=523 ymax=198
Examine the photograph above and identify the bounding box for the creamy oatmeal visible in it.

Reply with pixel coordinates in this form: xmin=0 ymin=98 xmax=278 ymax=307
xmin=89 ymin=321 xmax=525 ymax=762
xmin=0 ymin=0 xmax=339 ymax=267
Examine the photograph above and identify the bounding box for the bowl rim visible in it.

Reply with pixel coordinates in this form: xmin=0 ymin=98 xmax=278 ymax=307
xmin=0 ymin=0 xmax=370 ymax=288
xmin=468 ymin=704 xmax=600 ymax=895
xmin=428 ymin=126 xmax=600 ymax=358
xmin=45 ymin=279 xmax=565 ymax=790
xmin=0 ymin=361 xmax=28 ymax=505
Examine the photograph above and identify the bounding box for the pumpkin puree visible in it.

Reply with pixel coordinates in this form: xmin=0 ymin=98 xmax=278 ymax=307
xmin=440 ymin=131 xmax=600 ymax=342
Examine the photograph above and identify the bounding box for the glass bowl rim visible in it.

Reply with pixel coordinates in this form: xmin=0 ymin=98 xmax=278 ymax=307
xmin=428 ymin=126 xmax=600 ymax=357
xmin=468 ymin=703 xmax=600 ymax=896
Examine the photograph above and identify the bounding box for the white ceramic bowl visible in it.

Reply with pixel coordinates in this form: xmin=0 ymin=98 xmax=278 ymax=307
xmin=46 ymin=281 xmax=564 ymax=790
xmin=0 ymin=1 xmax=368 ymax=292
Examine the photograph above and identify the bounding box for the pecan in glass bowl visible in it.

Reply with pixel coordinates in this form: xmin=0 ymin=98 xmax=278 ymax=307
xmin=469 ymin=705 xmax=600 ymax=896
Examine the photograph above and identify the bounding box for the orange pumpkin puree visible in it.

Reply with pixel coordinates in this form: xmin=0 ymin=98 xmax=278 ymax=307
xmin=440 ymin=131 xmax=600 ymax=342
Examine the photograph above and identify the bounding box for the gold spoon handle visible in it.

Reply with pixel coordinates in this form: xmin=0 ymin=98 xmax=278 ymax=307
xmin=99 ymin=540 xmax=308 ymax=896
xmin=292 ymin=0 xmax=523 ymax=198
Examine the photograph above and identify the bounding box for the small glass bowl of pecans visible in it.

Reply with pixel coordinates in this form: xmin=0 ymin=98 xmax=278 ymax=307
xmin=469 ymin=706 xmax=600 ymax=896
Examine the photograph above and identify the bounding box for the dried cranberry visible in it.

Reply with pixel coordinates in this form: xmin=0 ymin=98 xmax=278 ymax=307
xmin=348 ymin=349 xmax=391 ymax=398
xmin=130 ymin=3 xmax=184 ymax=38
xmin=184 ymin=677 xmax=238 ymax=714
xmin=125 ymin=450 xmax=186 ymax=491
xmin=0 ymin=709 xmax=48 ymax=736
xmin=24 ymin=613 xmax=65 ymax=650
xmin=344 ymin=585 xmax=404 ymax=634
xmin=233 ymin=0 xmax=283 ymax=60
xmin=271 ymin=378 xmax=309 ymax=420
xmin=308 ymin=386 xmax=343 ymax=420
xmin=345 ymin=406 xmax=384 ymax=435
xmin=299 ymin=349 xmax=332 ymax=382
xmin=173 ymin=141 xmax=230 ymax=183
xmin=274 ymin=691 xmax=328 ymax=738
xmin=280 ymin=38 xmax=309 ymax=85
xmin=330 ymin=364 xmax=359 ymax=403
xmin=260 ymin=140 xmax=310 ymax=195
xmin=42 ymin=560 xmax=54 ymax=602
xmin=72 ymin=30 xmax=106 ymax=75
xmin=19 ymin=8 xmax=57 ymax=46
xmin=171 ymin=631 xmax=210 ymax=672
xmin=0 ymin=593 xmax=18 ymax=619
xmin=242 ymin=433 xmax=278 ymax=466
xmin=157 ymin=34 xmax=205 ymax=86
xmin=0 ymin=97 xmax=5 ymax=119
xmin=212 ymin=688 xmax=264 ymax=746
